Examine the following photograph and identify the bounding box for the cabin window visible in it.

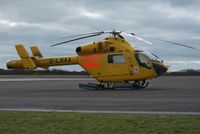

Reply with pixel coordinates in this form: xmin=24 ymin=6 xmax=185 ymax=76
xmin=108 ymin=54 xmax=126 ymax=64
xmin=135 ymin=53 xmax=151 ymax=69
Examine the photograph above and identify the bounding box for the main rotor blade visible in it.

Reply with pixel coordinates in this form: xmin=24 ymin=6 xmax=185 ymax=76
xmin=151 ymin=38 xmax=196 ymax=49
xmin=53 ymin=31 xmax=104 ymax=40
xmin=129 ymin=33 xmax=153 ymax=45
xmin=50 ymin=33 xmax=102 ymax=47
xmin=131 ymin=33 xmax=196 ymax=49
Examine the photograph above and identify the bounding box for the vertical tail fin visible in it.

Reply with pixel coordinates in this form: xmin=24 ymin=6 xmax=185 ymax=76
xmin=30 ymin=46 xmax=49 ymax=69
xmin=15 ymin=44 xmax=36 ymax=69
xmin=30 ymin=46 xmax=43 ymax=58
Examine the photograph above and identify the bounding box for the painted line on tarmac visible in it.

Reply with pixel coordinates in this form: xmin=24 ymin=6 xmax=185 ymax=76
xmin=0 ymin=78 xmax=94 ymax=82
xmin=0 ymin=108 xmax=200 ymax=115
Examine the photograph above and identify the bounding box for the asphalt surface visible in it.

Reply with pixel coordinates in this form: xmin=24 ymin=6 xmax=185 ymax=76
xmin=0 ymin=76 xmax=200 ymax=113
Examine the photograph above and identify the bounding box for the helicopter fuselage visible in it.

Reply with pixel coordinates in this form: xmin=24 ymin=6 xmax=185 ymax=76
xmin=6 ymin=37 xmax=168 ymax=83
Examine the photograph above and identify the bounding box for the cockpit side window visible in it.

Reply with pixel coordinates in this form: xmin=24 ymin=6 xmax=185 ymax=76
xmin=135 ymin=53 xmax=151 ymax=69
xmin=108 ymin=54 xmax=126 ymax=64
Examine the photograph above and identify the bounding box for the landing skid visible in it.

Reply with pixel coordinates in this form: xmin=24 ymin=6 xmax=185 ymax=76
xmin=79 ymin=80 xmax=149 ymax=90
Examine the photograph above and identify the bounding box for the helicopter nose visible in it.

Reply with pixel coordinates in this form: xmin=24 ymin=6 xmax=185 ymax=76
xmin=153 ymin=63 xmax=168 ymax=76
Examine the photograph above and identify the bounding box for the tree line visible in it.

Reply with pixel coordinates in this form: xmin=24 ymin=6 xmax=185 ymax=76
xmin=0 ymin=68 xmax=87 ymax=75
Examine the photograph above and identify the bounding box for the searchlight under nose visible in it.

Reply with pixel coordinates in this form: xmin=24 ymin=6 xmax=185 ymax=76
xmin=152 ymin=63 xmax=168 ymax=76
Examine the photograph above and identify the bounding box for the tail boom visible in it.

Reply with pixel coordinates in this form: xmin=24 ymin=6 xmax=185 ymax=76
xmin=6 ymin=44 xmax=79 ymax=69
xmin=34 ymin=56 xmax=79 ymax=67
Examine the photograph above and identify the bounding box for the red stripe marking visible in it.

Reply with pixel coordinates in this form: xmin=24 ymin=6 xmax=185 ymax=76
xmin=80 ymin=56 xmax=101 ymax=68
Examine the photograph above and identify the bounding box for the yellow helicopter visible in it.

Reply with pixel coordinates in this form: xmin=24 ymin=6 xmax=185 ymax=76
xmin=6 ymin=30 xmax=196 ymax=89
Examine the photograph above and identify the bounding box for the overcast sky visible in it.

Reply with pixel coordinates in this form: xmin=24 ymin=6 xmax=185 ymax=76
xmin=0 ymin=0 xmax=200 ymax=71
